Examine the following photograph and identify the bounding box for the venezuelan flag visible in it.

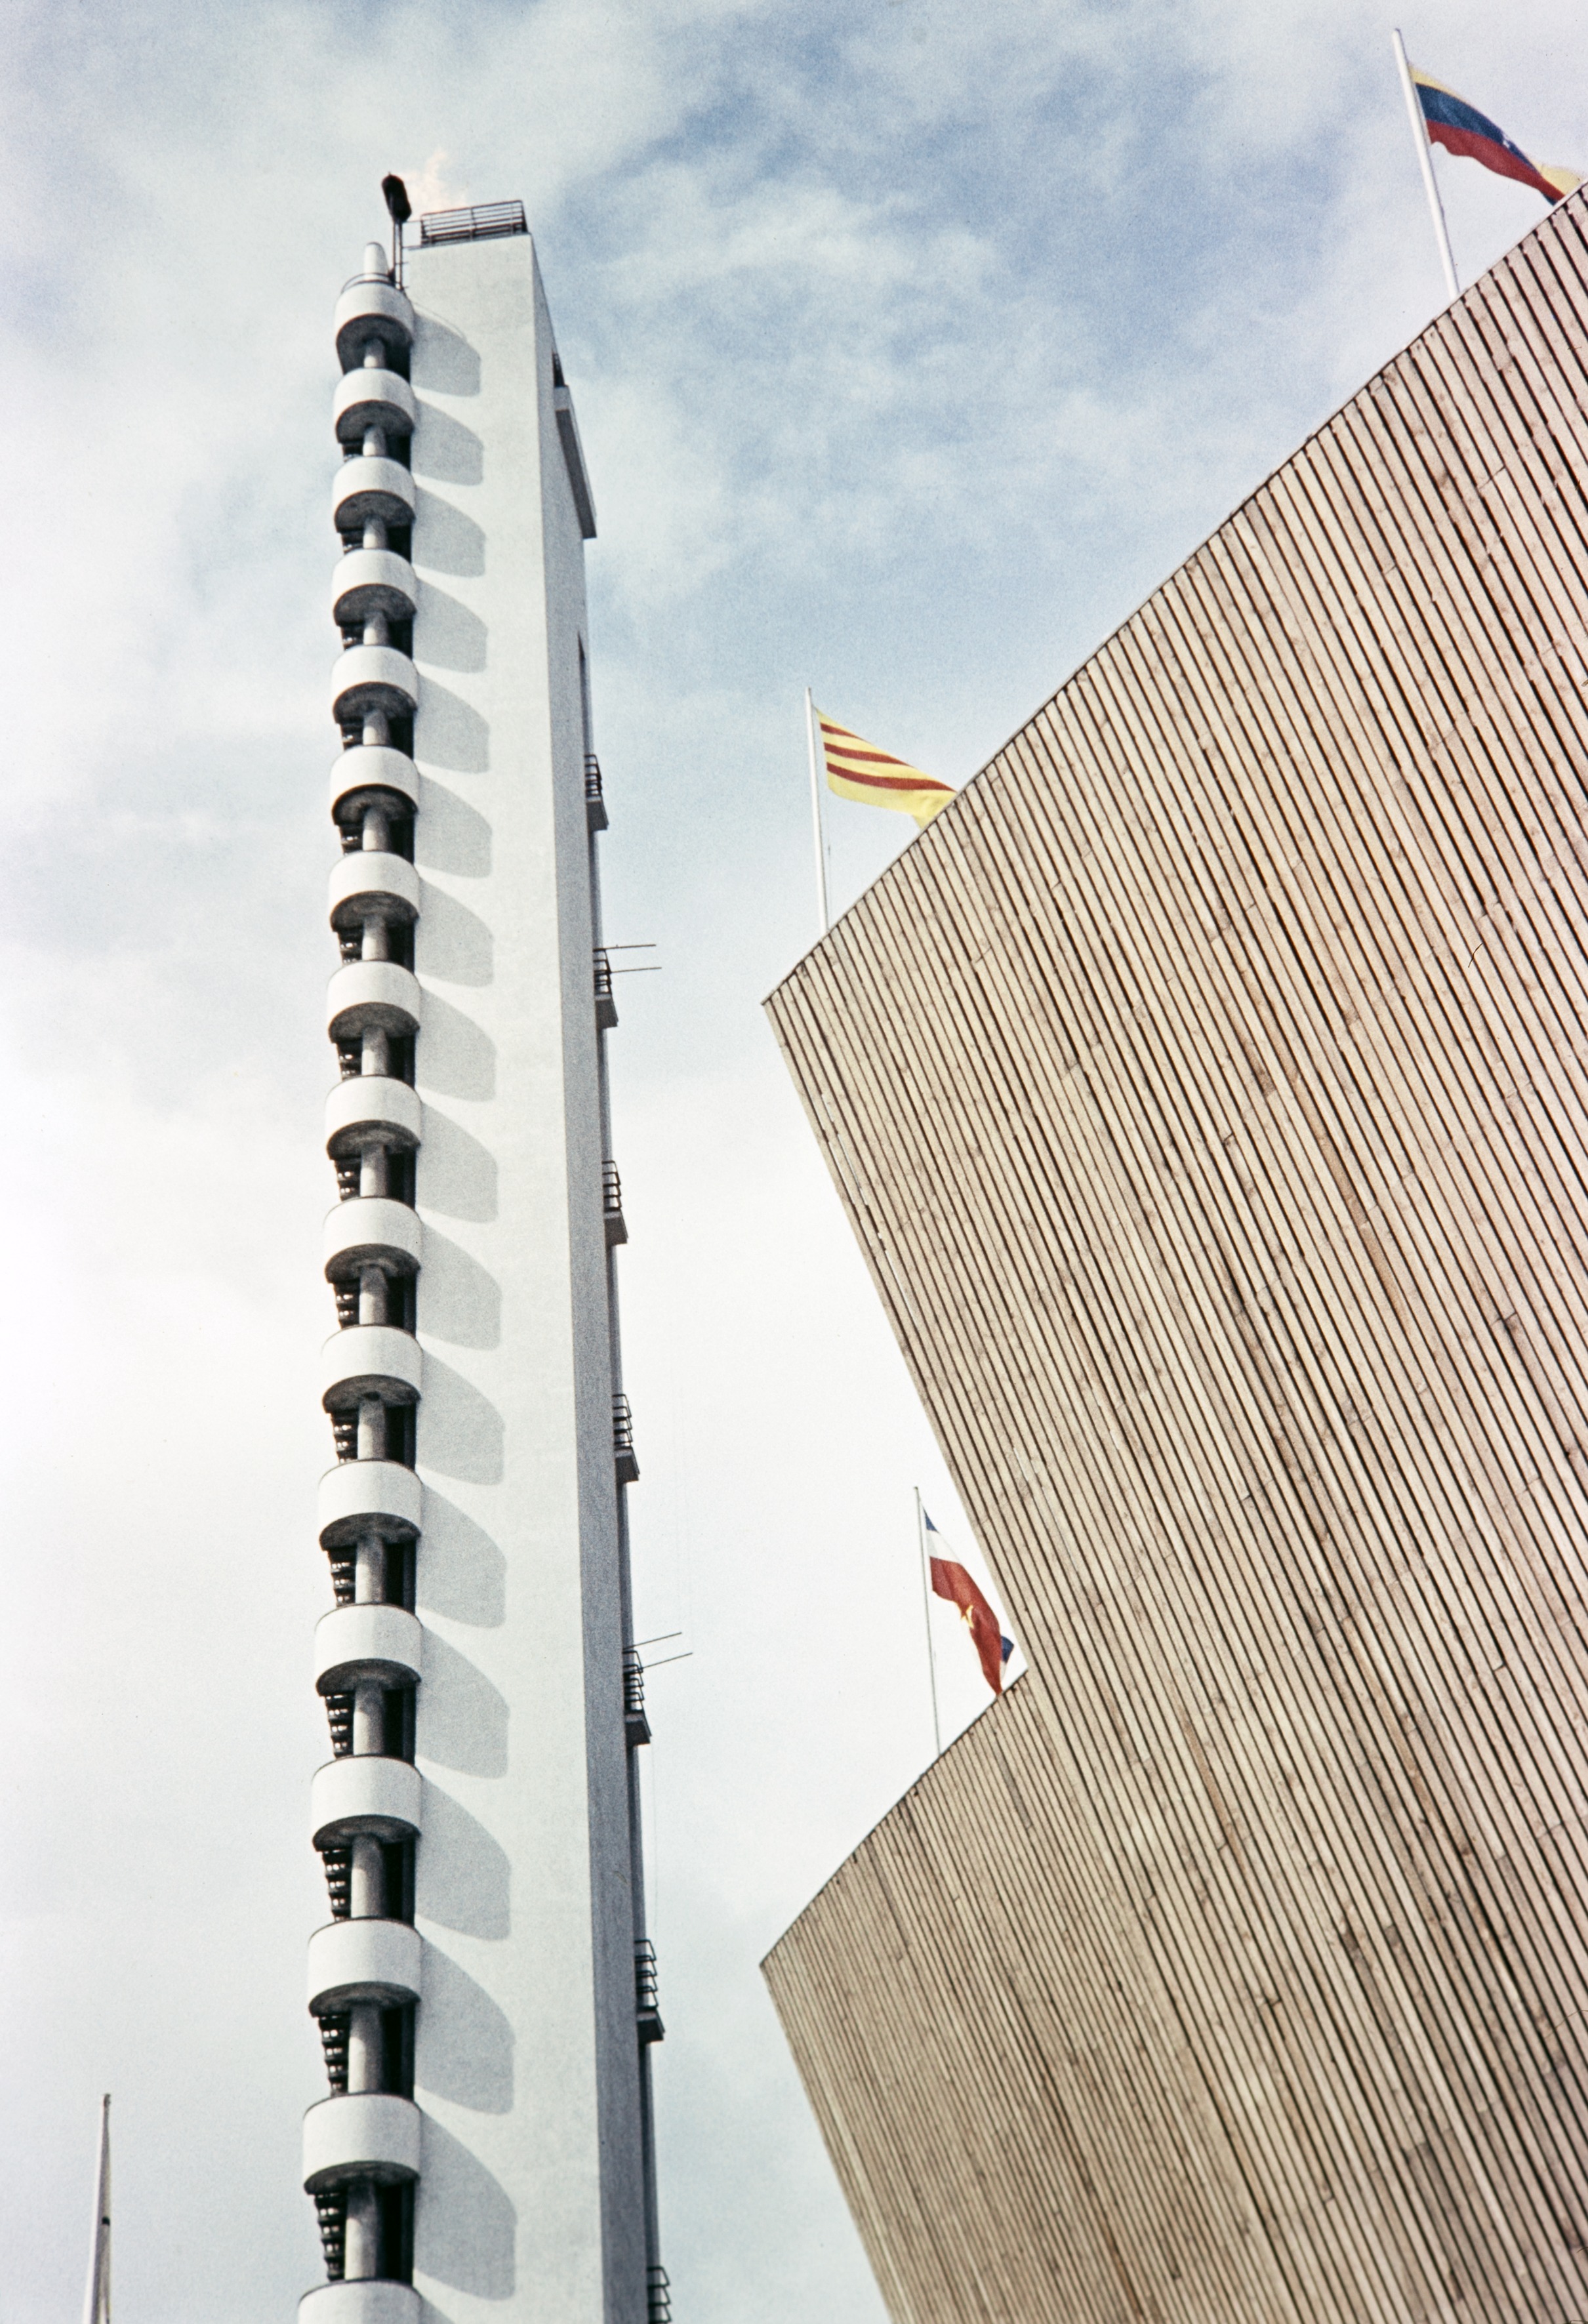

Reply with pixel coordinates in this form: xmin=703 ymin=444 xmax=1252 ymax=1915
xmin=816 ymin=709 xmax=955 ymax=831
xmin=1412 ymin=66 xmax=1579 ymax=204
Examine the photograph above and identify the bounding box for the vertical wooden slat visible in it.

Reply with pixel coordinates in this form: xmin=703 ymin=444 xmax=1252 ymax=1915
xmin=763 ymin=190 xmax=1588 ymax=2323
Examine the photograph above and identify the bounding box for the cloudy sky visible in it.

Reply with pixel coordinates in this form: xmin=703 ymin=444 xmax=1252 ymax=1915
xmin=2 ymin=1 xmax=1584 ymax=2317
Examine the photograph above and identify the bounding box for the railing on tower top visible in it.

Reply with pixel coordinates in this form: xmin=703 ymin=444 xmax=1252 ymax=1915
xmin=584 ymin=752 xmax=604 ymax=803
xmin=418 ymin=201 xmax=527 ymax=247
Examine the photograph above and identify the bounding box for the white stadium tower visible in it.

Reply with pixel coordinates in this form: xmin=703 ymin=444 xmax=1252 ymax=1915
xmin=300 ymin=201 xmax=666 ymax=2324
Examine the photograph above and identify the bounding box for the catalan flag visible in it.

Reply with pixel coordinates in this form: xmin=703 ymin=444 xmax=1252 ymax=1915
xmin=816 ymin=708 xmax=955 ymax=831
xmin=1410 ymin=66 xmax=1579 ymax=204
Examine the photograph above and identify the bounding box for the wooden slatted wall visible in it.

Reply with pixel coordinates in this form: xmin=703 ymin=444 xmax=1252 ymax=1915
xmin=764 ymin=190 xmax=1588 ymax=2324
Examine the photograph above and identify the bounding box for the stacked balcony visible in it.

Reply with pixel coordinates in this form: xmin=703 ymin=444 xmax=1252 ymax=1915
xmin=304 ymin=244 xmax=423 ymax=2324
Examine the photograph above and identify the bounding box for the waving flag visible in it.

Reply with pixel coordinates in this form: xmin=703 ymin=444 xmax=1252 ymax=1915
xmin=925 ymin=1513 xmax=1013 ymax=1696
xmin=1410 ymin=66 xmax=1579 ymax=203
xmin=815 ymin=709 xmax=956 ymax=831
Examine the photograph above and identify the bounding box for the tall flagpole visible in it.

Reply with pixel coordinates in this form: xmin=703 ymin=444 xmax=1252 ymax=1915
xmin=914 ymin=1487 xmax=943 ymax=1760
xmin=1392 ymin=28 xmax=1460 ymax=302
xmin=804 ymin=687 xmax=830 ymax=939
xmin=83 ymin=2094 xmax=111 ymax=2324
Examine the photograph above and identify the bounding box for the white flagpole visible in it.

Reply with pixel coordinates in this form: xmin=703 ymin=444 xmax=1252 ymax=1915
xmin=914 ymin=1488 xmax=943 ymax=1760
xmin=83 ymin=2094 xmax=111 ymax=2324
xmin=1392 ymin=28 xmax=1460 ymax=302
xmin=804 ymin=687 xmax=830 ymax=939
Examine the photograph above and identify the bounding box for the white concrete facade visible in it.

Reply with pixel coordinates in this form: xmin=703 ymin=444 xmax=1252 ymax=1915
xmin=304 ymin=215 xmax=661 ymax=2324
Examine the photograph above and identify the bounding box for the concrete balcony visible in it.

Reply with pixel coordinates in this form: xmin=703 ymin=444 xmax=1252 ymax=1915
xmin=593 ymin=948 xmax=617 ymax=1031
xmin=316 ymin=1602 xmax=423 ymax=1696
xmin=302 ymin=2092 xmax=421 ymax=2192
xmin=635 ymin=1938 xmax=664 ymax=2044
xmin=603 ymin=1159 xmax=627 ymax=1246
xmin=334 ymin=275 xmax=415 ymax=373
xmin=311 ymin=1755 xmax=422 ymax=1848
xmin=308 ymin=1917 xmax=422 ymax=2015
xmin=326 ymin=962 xmax=420 ymax=1044
xmin=321 ymin=1325 xmax=421 ymax=1412
xmin=613 ymin=1394 xmax=640 ymax=1484
xmin=300 ymin=2282 xmax=420 ymax=2324
xmin=623 ymin=1646 xmax=651 ymax=1749
xmin=584 ymin=752 xmax=609 ymax=832
xmin=325 ymin=1075 xmax=421 ymax=1161
xmin=331 ymin=645 xmax=417 ymax=729
xmin=333 ymin=457 xmax=415 ymax=537
xmin=334 ymin=367 xmax=417 ymax=446
xmin=324 ymin=1198 xmax=421 ymax=1282
xmin=317 ymin=1459 xmax=422 ymax=1551
xmin=330 ymin=744 xmax=418 ymax=823
xmin=328 ymin=850 xmax=420 ymax=937
xmin=331 ymin=551 xmax=417 ymax=630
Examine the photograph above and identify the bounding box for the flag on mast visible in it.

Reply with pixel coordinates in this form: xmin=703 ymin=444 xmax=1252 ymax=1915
xmin=83 ymin=2094 xmax=111 ymax=2324
xmin=925 ymin=1512 xmax=1014 ymax=1696
xmin=814 ymin=708 xmax=956 ymax=831
xmin=1408 ymin=64 xmax=1579 ymax=203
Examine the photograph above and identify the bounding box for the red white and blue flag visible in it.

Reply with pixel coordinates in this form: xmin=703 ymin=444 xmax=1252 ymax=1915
xmin=925 ymin=1512 xmax=1013 ymax=1697
xmin=1410 ymin=66 xmax=1579 ymax=205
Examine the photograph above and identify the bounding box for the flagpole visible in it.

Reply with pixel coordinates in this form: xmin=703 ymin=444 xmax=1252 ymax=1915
xmin=804 ymin=687 xmax=830 ymax=939
xmin=914 ymin=1487 xmax=942 ymax=1760
xmin=1392 ymin=28 xmax=1460 ymax=302
xmin=83 ymin=2093 xmax=110 ymax=2324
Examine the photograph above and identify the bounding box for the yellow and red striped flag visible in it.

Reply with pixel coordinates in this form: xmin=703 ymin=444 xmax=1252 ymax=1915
xmin=815 ymin=708 xmax=955 ymax=830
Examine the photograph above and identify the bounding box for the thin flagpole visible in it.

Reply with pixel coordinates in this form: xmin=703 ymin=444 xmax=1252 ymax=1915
xmin=914 ymin=1487 xmax=943 ymax=1760
xmin=1392 ymin=28 xmax=1460 ymax=302
xmin=83 ymin=2094 xmax=110 ymax=2324
xmin=804 ymin=687 xmax=830 ymax=939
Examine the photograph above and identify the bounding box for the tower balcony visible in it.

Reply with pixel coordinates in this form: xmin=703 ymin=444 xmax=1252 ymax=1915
xmin=300 ymin=2283 xmax=420 ymax=2324
xmin=311 ymin=1755 xmax=422 ymax=1848
xmin=324 ymin=1198 xmax=422 ymax=1282
xmin=593 ymin=948 xmax=617 ymax=1031
xmin=316 ymin=1602 xmax=422 ymax=1698
xmin=602 ymin=1160 xmax=627 ymax=1246
xmin=332 ymin=552 xmax=417 ymax=631
xmin=334 ymin=275 xmax=415 ymax=373
xmin=635 ymin=1939 xmax=664 ymax=2043
xmin=321 ymin=1326 xmax=421 ymax=1414
xmin=325 ymin=1075 xmax=421 ymax=1162
xmin=333 ymin=457 xmax=415 ymax=538
xmin=329 ymin=851 xmax=420 ymax=942
xmin=317 ymin=1459 xmax=422 ymax=1553
xmin=331 ymin=646 xmax=417 ymax=730
xmin=334 ymin=367 xmax=417 ymax=447
xmin=622 ymin=1646 xmax=651 ymax=1749
xmin=331 ymin=745 xmax=418 ymax=825
xmin=308 ymin=1918 xmax=422 ymax=2016
xmin=584 ymin=752 xmax=609 ymax=832
xmin=326 ymin=962 xmax=420 ymax=1044
xmin=612 ymin=1395 xmax=640 ymax=1484
xmin=302 ymin=2092 xmax=421 ymax=2193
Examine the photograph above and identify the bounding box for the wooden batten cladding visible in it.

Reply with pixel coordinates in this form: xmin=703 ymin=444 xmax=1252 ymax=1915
xmin=764 ymin=190 xmax=1588 ymax=2324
